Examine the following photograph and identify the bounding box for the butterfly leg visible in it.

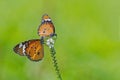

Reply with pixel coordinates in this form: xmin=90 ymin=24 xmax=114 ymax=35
xmin=50 ymin=33 xmax=57 ymax=38
xmin=40 ymin=37 xmax=44 ymax=44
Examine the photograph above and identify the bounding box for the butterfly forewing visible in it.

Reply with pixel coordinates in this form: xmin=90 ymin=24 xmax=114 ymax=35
xmin=38 ymin=14 xmax=55 ymax=38
xmin=13 ymin=41 xmax=27 ymax=56
xmin=13 ymin=39 xmax=44 ymax=61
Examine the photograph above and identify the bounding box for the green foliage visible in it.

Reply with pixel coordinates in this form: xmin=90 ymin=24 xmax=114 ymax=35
xmin=0 ymin=0 xmax=120 ymax=80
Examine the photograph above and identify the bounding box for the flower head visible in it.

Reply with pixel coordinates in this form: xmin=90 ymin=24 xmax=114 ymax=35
xmin=46 ymin=38 xmax=55 ymax=48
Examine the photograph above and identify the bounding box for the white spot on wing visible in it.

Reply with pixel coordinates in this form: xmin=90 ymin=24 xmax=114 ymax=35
xmin=22 ymin=44 xmax=26 ymax=56
xmin=19 ymin=43 xmax=23 ymax=48
xmin=44 ymin=19 xmax=51 ymax=21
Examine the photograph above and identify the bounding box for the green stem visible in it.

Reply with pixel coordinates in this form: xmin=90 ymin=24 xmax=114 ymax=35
xmin=50 ymin=47 xmax=62 ymax=80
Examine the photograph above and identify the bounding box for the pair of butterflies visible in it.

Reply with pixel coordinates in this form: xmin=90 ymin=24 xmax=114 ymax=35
xmin=13 ymin=14 xmax=56 ymax=61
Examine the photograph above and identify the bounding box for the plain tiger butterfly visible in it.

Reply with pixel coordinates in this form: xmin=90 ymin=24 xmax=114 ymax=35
xmin=38 ymin=14 xmax=56 ymax=39
xmin=13 ymin=14 xmax=55 ymax=61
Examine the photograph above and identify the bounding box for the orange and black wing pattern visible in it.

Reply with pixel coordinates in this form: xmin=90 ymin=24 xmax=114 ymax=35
xmin=38 ymin=14 xmax=55 ymax=38
xmin=13 ymin=39 xmax=44 ymax=61
xmin=13 ymin=14 xmax=56 ymax=61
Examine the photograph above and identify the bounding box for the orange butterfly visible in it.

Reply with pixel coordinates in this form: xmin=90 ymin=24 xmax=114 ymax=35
xmin=13 ymin=14 xmax=55 ymax=61
xmin=38 ymin=14 xmax=56 ymax=39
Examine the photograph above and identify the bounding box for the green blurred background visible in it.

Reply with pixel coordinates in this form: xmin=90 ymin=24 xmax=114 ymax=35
xmin=0 ymin=0 xmax=120 ymax=80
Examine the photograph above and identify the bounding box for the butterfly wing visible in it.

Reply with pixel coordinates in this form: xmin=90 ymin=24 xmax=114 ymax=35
xmin=38 ymin=14 xmax=55 ymax=38
xmin=13 ymin=39 xmax=44 ymax=61
xmin=25 ymin=39 xmax=44 ymax=61
xmin=13 ymin=41 xmax=28 ymax=56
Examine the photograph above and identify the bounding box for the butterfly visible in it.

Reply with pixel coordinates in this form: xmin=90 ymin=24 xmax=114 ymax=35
xmin=13 ymin=14 xmax=55 ymax=61
xmin=38 ymin=14 xmax=56 ymax=39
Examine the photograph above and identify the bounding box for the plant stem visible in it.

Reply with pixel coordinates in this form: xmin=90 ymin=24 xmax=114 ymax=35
xmin=50 ymin=47 xmax=62 ymax=80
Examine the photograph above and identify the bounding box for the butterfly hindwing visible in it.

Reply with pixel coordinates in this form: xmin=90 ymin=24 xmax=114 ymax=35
xmin=25 ymin=39 xmax=44 ymax=61
xmin=13 ymin=39 xmax=44 ymax=61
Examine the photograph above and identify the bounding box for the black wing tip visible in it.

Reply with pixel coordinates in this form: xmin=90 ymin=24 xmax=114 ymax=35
xmin=13 ymin=44 xmax=18 ymax=53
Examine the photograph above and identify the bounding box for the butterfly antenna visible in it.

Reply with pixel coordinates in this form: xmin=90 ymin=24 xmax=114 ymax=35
xmin=40 ymin=37 xmax=44 ymax=44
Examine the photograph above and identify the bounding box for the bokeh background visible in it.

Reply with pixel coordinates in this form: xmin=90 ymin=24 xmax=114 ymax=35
xmin=0 ymin=0 xmax=120 ymax=80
